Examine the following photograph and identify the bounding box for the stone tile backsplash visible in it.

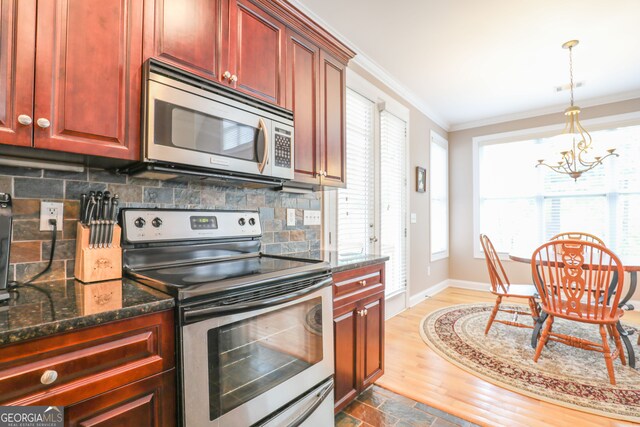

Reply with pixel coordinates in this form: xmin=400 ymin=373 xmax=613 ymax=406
xmin=0 ymin=166 xmax=322 ymax=283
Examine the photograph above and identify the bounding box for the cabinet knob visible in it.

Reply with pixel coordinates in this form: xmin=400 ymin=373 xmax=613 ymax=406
xmin=359 ymin=280 xmax=366 ymax=287
xmin=36 ymin=118 xmax=51 ymax=129
xmin=230 ymin=74 xmax=238 ymax=83
xmin=364 ymin=308 xmax=368 ymax=316
xmin=40 ymin=369 xmax=58 ymax=385
xmin=18 ymin=114 xmax=32 ymax=126
xmin=223 ymin=71 xmax=231 ymax=80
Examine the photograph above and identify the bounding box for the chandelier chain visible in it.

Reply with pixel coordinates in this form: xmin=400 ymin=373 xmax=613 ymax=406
xmin=568 ymin=45 xmax=574 ymax=107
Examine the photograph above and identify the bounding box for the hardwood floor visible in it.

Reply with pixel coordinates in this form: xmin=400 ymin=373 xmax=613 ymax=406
xmin=376 ymin=287 xmax=640 ymax=427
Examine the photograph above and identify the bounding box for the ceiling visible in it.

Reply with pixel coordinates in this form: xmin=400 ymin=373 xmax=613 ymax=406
xmin=292 ymin=0 xmax=640 ymax=130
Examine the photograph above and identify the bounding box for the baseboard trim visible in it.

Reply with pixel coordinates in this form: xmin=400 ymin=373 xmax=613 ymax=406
xmin=409 ymin=280 xmax=449 ymax=307
xmin=448 ymin=279 xmax=490 ymax=292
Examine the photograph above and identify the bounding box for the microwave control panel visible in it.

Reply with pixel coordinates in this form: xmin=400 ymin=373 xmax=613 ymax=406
xmin=274 ymin=127 xmax=292 ymax=168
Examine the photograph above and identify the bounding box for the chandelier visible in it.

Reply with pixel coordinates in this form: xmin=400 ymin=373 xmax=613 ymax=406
xmin=536 ymin=40 xmax=618 ymax=181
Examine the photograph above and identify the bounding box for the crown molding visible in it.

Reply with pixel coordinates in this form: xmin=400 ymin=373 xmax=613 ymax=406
xmin=286 ymin=0 xmax=450 ymax=131
xmin=449 ymin=89 xmax=640 ymax=132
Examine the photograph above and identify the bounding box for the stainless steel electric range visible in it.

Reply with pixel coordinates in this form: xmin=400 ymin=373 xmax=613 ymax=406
xmin=121 ymin=208 xmax=334 ymax=427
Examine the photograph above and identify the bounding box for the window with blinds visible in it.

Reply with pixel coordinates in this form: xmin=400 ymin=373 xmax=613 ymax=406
xmin=380 ymin=111 xmax=407 ymax=296
xmin=337 ymin=89 xmax=375 ymax=255
xmin=476 ymin=124 xmax=640 ymax=258
xmin=430 ymin=132 xmax=448 ymax=260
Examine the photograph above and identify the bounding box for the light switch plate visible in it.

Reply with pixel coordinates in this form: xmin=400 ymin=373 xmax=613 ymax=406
xmin=410 ymin=213 xmax=417 ymax=223
xmin=286 ymin=209 xmax=296 ymax=227
xmin=303 ymin=210 xmax=321 ymax=226
xmin=40 ymin=201 xmax=64 ymax=231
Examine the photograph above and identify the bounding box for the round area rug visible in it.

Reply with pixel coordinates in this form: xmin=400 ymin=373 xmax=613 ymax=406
xmin=420 ymin=303 xmax=640 ymax=422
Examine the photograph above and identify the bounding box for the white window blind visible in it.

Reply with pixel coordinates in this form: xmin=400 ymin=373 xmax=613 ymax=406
xmin=380 ymin=111 xmax=407 ymax=295
xmin=337 ymin=89 xmax=375 ymax=255
xmin=430 ymin=133 xmax=448 ymax=260
xmin=476 ymin=124 xmax=640 ymax=258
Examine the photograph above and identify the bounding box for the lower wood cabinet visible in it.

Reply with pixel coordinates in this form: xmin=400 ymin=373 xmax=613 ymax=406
xmin=333 ymin=263 xmax=385 ymax=413
xmin=65 ymin=369 xmax=176 ymax=427
xmin=0 ymin=309 xmax=176 ymax=425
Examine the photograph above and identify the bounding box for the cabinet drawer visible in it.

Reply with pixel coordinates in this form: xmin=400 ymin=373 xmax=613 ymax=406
xmin=333 ymin=263 xmax=385 ymax=311
xmin=0 ymin=310 xmax=174 ymax=406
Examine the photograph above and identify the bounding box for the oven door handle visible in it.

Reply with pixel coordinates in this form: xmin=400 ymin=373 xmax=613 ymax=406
xmin=183 ymin=276 xmax=332 ymax=322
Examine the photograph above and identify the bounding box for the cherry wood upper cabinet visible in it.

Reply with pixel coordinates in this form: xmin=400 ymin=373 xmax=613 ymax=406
xmin=227 ymin=0 xmax=286 ymax=105
xmin=33 ymin=0 xmax=144 ymax=160
xmin=145 ymin=0 xmax=225 ymax=81
xmin=286 ymin=30 xmax=319 ymax=184
xmin=319 ymin=50 xmax=346 ymax=187
xmin=0 ymin=0 xmax=35 ymax=147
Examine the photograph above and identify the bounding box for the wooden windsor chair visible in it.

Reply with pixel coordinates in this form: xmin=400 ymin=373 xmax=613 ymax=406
xmin=479 ymin=234 xmax=540 ymax=335
xmin=550 ymin=231 xmax=605 ymax=245
xmin=531 ymin=239 xmax=627 ymax=385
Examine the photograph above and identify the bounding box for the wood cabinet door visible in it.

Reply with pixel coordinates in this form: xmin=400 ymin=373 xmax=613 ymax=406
xmin=333 ymin=301 xmax=359 ymax=413
xmin=360 ymin=291 xmax=385 ymax=389
xmin=227 ymin=0 xmax=285 ymax=105
xmin=319 ymin=50 xmax=346 ymax=188
xmin=65 ymin=370 xmax=176 ymax=427
xmin=145 ymin=0 xmax=225 ymax=82
xmin=32 ymin=0 xmax=144 ymax=160
xmin=286 ymin=30 xmax=320 ymax=185
xmin=0 ymin=0 xmax=35 ymax=147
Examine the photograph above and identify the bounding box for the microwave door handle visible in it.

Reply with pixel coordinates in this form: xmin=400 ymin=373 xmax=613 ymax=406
xmin=257 ymin=118 xmax=269 ymax=174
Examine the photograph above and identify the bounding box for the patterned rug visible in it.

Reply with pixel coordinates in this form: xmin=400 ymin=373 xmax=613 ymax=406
xmin=420 ymin=303 xmax=640 ymax=422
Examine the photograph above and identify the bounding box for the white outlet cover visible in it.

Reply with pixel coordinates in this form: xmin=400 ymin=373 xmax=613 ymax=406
xmin=303 ymin=210 xmax=321 ymax=226
xmin=40 ymin=201 xmax=64 ymax=231
xmin=286 ymin=209 xmax=296 ymax=227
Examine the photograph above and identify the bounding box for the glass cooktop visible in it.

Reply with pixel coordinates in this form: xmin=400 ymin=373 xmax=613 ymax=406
xmin=151 ymin=256 xmax=319 ymax=286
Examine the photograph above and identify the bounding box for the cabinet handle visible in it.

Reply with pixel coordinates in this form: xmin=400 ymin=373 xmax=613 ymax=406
xmin=40 ymin=370 xmax=58 ymax=385
xmin=359 ymin=280 xmax=366 ymax=287
xmin=36 ymin=118 xmax=50 ymax=129
xmin=230 ymin=74 xmax=238 ymax=83
xmin=223 ymin=71 xmax=231 ymax=80
xmin=18 ymin=114 xmax=32 ymax=126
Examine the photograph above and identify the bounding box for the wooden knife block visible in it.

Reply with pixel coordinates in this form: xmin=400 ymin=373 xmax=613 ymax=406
xmin=74 ymin=223 xmax=122 ymax=283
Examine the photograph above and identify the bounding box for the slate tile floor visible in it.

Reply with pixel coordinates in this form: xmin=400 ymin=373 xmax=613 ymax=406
xmin=336 ymin=385 xmax=478 ymax=427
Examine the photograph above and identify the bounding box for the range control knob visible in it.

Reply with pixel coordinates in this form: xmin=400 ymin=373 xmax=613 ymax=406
xmin=238 ymin=218 xmax=246 ymax=226
xmin=152 ymin=217 xmax=163 ymax=228
xmin=134 ymin=217 xmax=146 ymax=228
xmin=248 ymin=218 xmax=256 ymax=226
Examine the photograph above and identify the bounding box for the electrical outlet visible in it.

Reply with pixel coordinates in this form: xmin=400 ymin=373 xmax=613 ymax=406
xmin=286 ymin=209 xmax=296 ymax=227
xmin=40 ymin=201 xmax=64 ymax=231
xmin=303 ymin=210 xmax=321 ymax=226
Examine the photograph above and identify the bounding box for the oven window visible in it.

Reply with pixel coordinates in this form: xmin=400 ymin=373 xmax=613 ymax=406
xmin=207 ymin=297 xmax=323 ymax=420
xmin=154 ymin=100 xmax=258 ymax=161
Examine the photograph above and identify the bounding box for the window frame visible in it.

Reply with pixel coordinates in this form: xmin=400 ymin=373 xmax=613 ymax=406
xmin=430 ymin=130 xmax=449 ymax=261
xmin=324 ymin=69 xmax=411 ymax=306
xmin=472 ymin=111 xmax=640 ymax=259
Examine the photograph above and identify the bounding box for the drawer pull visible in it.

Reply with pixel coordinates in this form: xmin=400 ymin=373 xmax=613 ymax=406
xmin=40 ymin=370 xmax=58 ymax=385
xmin=359 ymin=280 xmax=366 ymax=287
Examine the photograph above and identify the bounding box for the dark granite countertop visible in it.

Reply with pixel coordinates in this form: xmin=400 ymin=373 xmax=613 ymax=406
xmin=0 ymin=278 xmax=174 ymax=346
xmin=289 ymin=251 xmax=389 ymax=273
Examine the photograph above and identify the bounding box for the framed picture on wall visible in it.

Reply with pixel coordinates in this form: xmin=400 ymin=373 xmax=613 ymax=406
xmin=416 ymin=166 xmax=426 ymax=193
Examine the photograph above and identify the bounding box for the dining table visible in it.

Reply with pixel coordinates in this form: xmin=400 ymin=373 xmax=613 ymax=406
xmin=509 ymin=247 xmax=638 ymax=368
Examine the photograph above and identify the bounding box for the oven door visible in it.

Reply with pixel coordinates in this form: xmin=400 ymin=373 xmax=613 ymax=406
xmin=146 ymin=78 xmax=273 ymax=177
xmin=181 ymin=283 xmax=334 ymax=427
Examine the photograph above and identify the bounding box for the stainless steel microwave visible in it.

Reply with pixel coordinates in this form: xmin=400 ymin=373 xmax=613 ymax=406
xmin=126 ymin=60 xmax=294 ymax=185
